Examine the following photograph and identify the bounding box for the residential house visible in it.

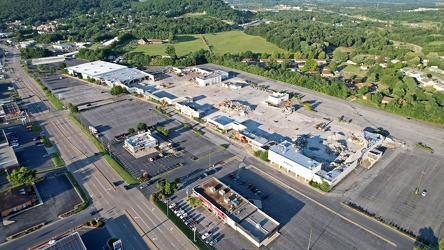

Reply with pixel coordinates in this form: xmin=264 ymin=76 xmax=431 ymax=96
xmin=138 ymin=38 xmax=149 ymax=45
xmin=381 ymin=96 xmax=394 ymax=104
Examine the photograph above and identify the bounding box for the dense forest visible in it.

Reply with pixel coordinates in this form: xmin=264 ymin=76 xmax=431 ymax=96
xmin=0 ymin=0 xmax=134 ymax=23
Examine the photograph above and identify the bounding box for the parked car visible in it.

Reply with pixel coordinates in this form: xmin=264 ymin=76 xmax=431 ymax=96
xmin=246 ymin=184 xmax=253 ymax=189
xmin=12 ymin=143 xmax=19 ymax=148
xmin=255 ymin=190 xmax=261 ymax=196
xmin=33 ymin=136 xmax=41 ymax=141
xmin=158 ymin=153 xmax=164 ymax=157
xmin=90 ymin=210 xmax=99 ymax=216
xmin=209 ymin=239 xmax=217 ymax=246
xmin=113 ymin=181 xmax=120 ymax=187
xmin=233 ymin=176 xmax=240 ymax=181
xmin=36 ymin=143 xmax=44 ymax=147
xmin=228 ymin=173 xmax=235 ymax=179
xmin=42 ymin=154 xmax=50 ymax=158
xmin=422 ymin=190 xmax=427 ymax=197
xmin=124 ymin=185 xmax=130 ymax=190
xmin=239 ymin=180 xmax=246 ymax=185
xmin=149 ymin=157 xmax=154 ymax=162
xmin=139 ymin=184 xmax=148 ymax=190
xmin=205 ymin=237 xmax=212 ymax=244
xmin=171 ymin=206 xmax=179 ymax=211
xmin=260 ymin=194 xmax=269 ymax=200
xmin=202 ymin=232 xmax=213 ymax=240
xmin=169 ymin=203 xmax=176 ymax=209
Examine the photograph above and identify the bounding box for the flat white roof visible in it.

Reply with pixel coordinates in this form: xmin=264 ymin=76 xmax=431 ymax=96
xmin=270 ymin=140 xmax=321 ymax=170
xmin=67 ymin=60 xmax=127 ymax=77
xmin=100 ymin=68 xmax=149 ymax=84
xmin=125 ymin=132 xmax=157 ymax=147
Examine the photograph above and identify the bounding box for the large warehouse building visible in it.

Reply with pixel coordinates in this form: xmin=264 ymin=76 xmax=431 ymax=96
xmin=193 ymin=178 xmax=280 ymax=247
xmin=268 ymin=140 xmax=322 ymax=182
xmin=67 ymin=61 xmax=152 ymax=86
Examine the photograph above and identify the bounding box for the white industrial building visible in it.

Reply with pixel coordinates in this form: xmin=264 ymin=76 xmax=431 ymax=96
xmin=53 ymin=43 xmax=72 ymax=51
xmin=206 ymin=115 xmax=246 ymax=131
xmin=67 ymin=61 xmax=152 ymax=86
xmin=268 ymin=141 xmax=322 ymax=182
xmin=194 ymin=67 xmax=229 ymax=86
xmin=123 ymin=132 xmax=158 ymax=154
xmin=175 ymin=98 xmax=201 ymax=118
xmin=196 ymin=73 xmax=222 ymax=86
xmin=267 ymin=92 xmax=289 ymax=106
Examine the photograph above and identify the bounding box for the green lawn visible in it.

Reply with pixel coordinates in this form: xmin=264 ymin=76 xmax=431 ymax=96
xmin=133 ymin=35 xmax=206 ymax=57
xmin=51 ymin=153 xmax=65 ymax=167
xmin=204 ymin=31 xmax=287 ymax=54
xmin=132 ymin=31 xmax=287 ymax=56
xmin=31 ymin=123 xmax=42 ymax=133
xmin=66 ymin=171 xmax=90 ymax=213
xmin=42 ymin=136 xmax=52 ymax=147
xmin=428 ymin=41 xmax=444 ymax=46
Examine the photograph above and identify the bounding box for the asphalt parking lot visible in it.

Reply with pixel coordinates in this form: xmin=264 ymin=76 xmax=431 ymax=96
xmin=77 ymin=99 xmax=224 ymax=179
xmin=1 ymin=123 xmax=53 ymax=172
xmin=175 ymin=159 xmax=394 ymax=250
xmin=350 ymin=149 xmax=444 ymax=246
xmin=0 ymin=173 xmax=82 ymax=244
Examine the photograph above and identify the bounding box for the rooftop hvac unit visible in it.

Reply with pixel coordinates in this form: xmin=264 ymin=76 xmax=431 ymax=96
xmin=209 ymin=186 xmax=216 ymax=192
xmin=224 ymin=197 xmax=231 ymax=203
xmin=219 ymin=190 xmax=225 ymax=195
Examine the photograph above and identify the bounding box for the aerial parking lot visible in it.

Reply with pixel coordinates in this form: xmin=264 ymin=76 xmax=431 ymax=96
xmin=166 ymin=158 xmax=394 ymax=250
xmin=348 ymin=148 xmax=444 ymax=246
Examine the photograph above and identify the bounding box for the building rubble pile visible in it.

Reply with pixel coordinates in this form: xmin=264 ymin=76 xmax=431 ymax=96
xmin=216 ymin=100 xmax=253 ymax=115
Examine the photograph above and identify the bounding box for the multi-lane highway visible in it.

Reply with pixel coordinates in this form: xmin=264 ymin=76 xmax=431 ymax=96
xmin=0 ymin=46 xmax=196 ymax=250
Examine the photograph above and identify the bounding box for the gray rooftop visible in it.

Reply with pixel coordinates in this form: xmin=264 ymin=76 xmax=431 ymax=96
xmin=239 ymin=209 xmax=279 ymax=242
xmin=197 ymin=73 xmax=220 ymax=80
xmin=269 ymin=140 xmax=321 ymax=170
xmin=100 ymin=67 xmax=149 ymax=84
xmin=39 ymin=232 xmax=87 ymax=250
xmin=210 ymin=115 xmax=234 ymax=126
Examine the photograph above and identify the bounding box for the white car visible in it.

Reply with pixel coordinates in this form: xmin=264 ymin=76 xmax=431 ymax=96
xmin=202 ymin=232 xmax=213 ymax=240
xmin=421 ymin=190 xmax=427 ymax=197
xmin=168 ymin=203 xmax=176 ymax=209
xmin=149 ymin=157 xmax=154 ymax=162
xmin=12 ymin=143 xmax=19 ymax=148
xmin=180 ymin=213 xmax=188 ymax=219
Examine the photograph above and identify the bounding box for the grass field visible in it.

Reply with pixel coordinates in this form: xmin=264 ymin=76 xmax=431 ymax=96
xmin=51 ymin=153 xmax=65 ymax=167
xmin=132 ymin=31 xmax=287 ymax=56
xmin=429 ymin=41 xmax=444 ymax=46
xmin=338 ymin=46 xmax=355 ymax=53
xmin=133 ymin=35 xmax=206 ymax=57
xmin=204 ymin=31 xmax=287 ymax=54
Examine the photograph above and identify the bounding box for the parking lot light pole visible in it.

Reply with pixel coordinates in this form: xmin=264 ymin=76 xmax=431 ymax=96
xmin=166 ymin=199 xmax=169 ymax=216
xmin=193 ymin=227 xmax=196 ymax=242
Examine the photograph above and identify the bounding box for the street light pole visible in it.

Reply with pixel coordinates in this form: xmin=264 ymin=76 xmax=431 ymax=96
xmin=193 ymin=227 xmax=196 ymax=242
xmin=166 ymin=199 xmax=169 ymax=217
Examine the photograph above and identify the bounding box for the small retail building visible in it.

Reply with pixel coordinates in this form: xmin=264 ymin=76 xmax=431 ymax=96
xmin=268 ymin=141 xmax=322 ymax=182
xmin=193 ymin=178 xmax=280 ymax=247
xmin=37 ymin=232 xmax=87 ymax=250
xmin=206 ymin=115 xmax=246 ymax=132
xmin=124 ymin=132 xmax=158 ymax=153
xmin=0 ymin=185 xmax=36 ymax=217
xmin=175 ymin=99 xmax=201 ymax=118
xmin=267 ymin=92 xmax=289 ymax=106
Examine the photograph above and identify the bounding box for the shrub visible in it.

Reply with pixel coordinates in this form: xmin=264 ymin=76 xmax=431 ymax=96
xmin=253 ymin=150 xmax=269 ymax=161
xmin=220 ymin=144 xmax=227 ymax=149
xmin=183 ymin=123 xmax=192 ymax=129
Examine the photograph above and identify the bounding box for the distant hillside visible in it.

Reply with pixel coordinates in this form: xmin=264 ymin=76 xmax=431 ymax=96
xmin=0 ymin=0 xmax=134 ymax=23
xmin=0 ymin=0 xmax=248 ymax=24
xmin=132 ymin=0 xmax=249 ymax=23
